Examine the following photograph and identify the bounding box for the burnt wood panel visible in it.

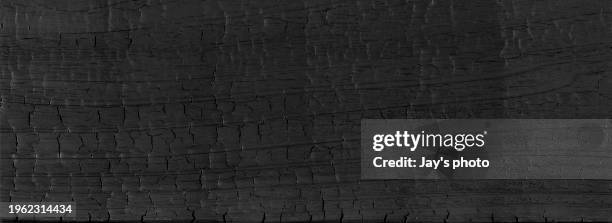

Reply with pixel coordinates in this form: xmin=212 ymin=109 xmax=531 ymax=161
xmin=0 ymin=0 xmax=611 ymax=222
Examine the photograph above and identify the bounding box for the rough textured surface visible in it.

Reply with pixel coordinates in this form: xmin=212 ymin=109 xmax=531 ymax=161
xmin=0 ymin=0 xmax=611 ymax=222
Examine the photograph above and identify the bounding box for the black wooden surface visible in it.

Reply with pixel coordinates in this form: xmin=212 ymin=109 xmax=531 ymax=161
xmin=0 ymin=0 xmax=611 ymax=222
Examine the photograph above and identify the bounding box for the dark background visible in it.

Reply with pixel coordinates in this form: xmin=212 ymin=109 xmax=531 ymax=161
xmin=0 ymin=0 xmax=611 ymax=222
